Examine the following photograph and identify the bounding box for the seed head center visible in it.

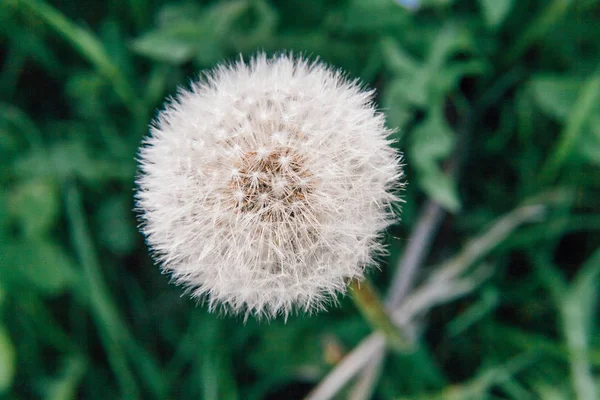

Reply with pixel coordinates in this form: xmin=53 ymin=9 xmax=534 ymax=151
xmin=229 ymin=146 xmax=313 ymax=219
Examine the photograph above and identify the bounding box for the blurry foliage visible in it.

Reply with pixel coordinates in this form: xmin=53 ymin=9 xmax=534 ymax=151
xmin=1 ymin=0 xmax=600 ymax=399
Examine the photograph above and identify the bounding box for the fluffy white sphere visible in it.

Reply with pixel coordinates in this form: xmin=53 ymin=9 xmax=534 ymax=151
xmin=136 ymin=53 xmax=403 ymax=320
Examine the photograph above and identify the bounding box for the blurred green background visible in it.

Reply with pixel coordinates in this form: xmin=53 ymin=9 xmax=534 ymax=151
xmin=1 ymin=0 xmax=600 ymax=399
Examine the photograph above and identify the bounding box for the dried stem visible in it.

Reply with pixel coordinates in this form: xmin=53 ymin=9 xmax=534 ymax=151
xmin=387 ymin=200 xmax=447 ymax=308
xmin=305 ymin=202 xmax=547 ymax=400
xmin=305 ymin=334 xmax=386 ymax=400
xmin=346 ymin=200 xmax=445 ymax=399
xmin=348 ymin=278 xmax=411 ymax=352
xmin=346 ymin=67 xmax=525 ymax=399
xmin=347 ymin=351 xmax=385 ymax=400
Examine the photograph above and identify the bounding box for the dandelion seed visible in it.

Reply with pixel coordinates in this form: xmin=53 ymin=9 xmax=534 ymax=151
xmin=136 ymin=53 xmax=404 ymax=320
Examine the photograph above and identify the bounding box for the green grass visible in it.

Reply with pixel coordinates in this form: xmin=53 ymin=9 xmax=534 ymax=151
xmin=1 ymin=0 xmax=600 ymax=399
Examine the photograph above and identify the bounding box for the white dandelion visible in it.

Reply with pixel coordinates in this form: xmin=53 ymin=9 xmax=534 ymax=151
xmin=136 ymin=53 xmax=403 ymax=320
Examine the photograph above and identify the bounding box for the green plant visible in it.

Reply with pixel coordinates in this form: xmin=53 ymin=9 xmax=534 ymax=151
xmin=1 ymin=0 xmax=599 ymax=399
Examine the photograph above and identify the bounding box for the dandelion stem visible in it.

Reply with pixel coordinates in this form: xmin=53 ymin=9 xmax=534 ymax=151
xmin=348 ymin=278 xmax=410 ymax=352
xmin=308 ymin=202 xmax=547 ymax=400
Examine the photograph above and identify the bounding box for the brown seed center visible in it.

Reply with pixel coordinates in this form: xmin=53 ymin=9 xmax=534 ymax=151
xmin=228 ymin=146 xmax=313 ymax=221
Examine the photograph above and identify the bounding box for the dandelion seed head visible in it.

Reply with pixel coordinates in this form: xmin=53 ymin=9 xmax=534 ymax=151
xmin=136 ymin=53 xmax=404 ymax=320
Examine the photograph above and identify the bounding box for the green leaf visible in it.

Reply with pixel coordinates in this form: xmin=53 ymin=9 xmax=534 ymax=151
xmin=381 ymin=28 xmax=481 ymax=112
xmin=329 ymin=0 xmax=410 ymax=33
xmin=131 ymin=1 xmax=251 ymax=65
xmin=411 ymin=113 xmax=455 ymax=164
xmin=395 ymin=73 xmax=430 ymax=108
xmin=262 ymin=33 xmax=364 ymax=76
xmin=131 ymin=23 xmax=216 ymax=64
xmin=397 ymin=352 xmax=537 ymax=400
xmin=0 ymin=129 xmax=19 ymax=158
xmin=248 ymin=320 xmax=327 ymax=381
xmin=427 ymin=25 xmax=476 ymax=74
xmin=96 ymin=196 xmax=138 ymax=255
xmin=418 ymin=168 xmax=461 ymax=212
xmin=65 ymin=71 xmax=110 ymax=118
xmin=42 ymin=355 xmax=86 ymax=400
xmin=540 ymin=66 xmax=600 ymax=182
xmin=420 ymin=0 xmax=456 ymax=7
xmin=409 ymin=110 xmax=461 ymax=211
xmin=437 ymin=60 xmax=488 ymax=93
xmin=0 ymin=284 xmax=5 ymax=310
xmin=380 ymin=37 xmax=419 ymax=75
xmin=0 ymin=240 xmax=77 ymax=295
xmin=447 ymin=287 xmax=500 ymax=337
xmin=16 ymin=0 xmax=142 ymax=114
xmin=565 ymin=249 xmax=600 ymax=341
xmin=0 ymin=191 xmax=10 ymax=240
xmin=0 ymin=103 xmax=43 ymax=149
xmin=383 ymin=79 xmax=418 ymax=130
xmin=156 ymin=2 xmax=204 ymax=26
xmin=0 ymin=326 xmax=15 ymax=393
xmin=577 ymin=115 xmax=600 ymax=164
xmin=478 ymin=0 xmax=514 ymax=28
xmin=230 ymin=0 xmax=278 ymax=53
xmin=12 ymin=140 xmax=135 ymax=183
xmin=529 ymin=75 xmax=583 ymax=121
xmin=0 ymin=19 xmax=61 ymax=75
xmin=561 ymin=249 xmax=600 ymax=400
xmin=533 ymin=384 xmax=571 ymax=400
xmin=8 ymin=179 xmax=59 ymax=238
